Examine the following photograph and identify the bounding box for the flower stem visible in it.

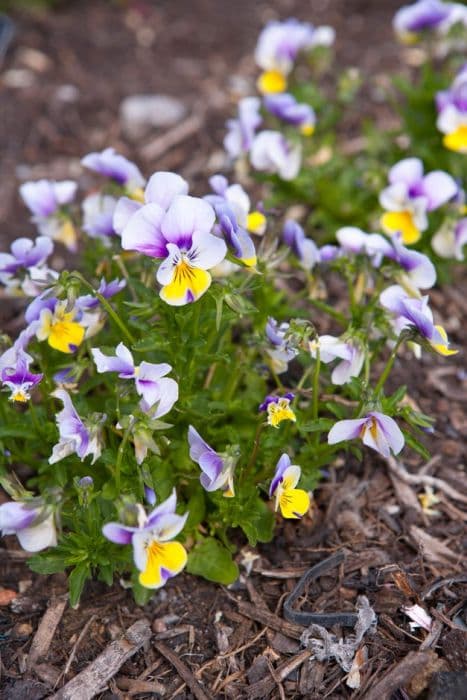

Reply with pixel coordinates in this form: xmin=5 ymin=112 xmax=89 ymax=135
xmin=115 ymin=421 xmax=133 ymax=492
xmin=374 ymin=337 xmax=403 ymax=396
xmin=312 ymin=346 xmax=320 ymax=445
xmin=308 ymin=297 xmax=346 ymax=326
xmin=71 ymin=272 xmax=135 ymax=345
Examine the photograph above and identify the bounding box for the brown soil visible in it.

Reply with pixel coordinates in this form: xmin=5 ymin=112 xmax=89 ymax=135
xmin=0 ymin=1 xmax=466 ymax=699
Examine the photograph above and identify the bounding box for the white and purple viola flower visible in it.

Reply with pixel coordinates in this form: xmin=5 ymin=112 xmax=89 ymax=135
xmin=283 ymin=220 xmax=321 ymax=270
xmin=82 ymin=193 xmax=119 ymax=241
xmin=436 ymin=64 xmax=467 ymax=154
xmin=380 ymin=285 xmax=457 ymax=356
xmin=188 ymin=426 xmax=236 ymax=497
xmin=207 ymin=175 xmax=266 ymax=235
xmin=432 ymin=217 xmax=467 ymax=260
xmin=309 ymin=335 xmax=364 ymax=386
xmin=255 ymin=18 xmax=334 ymax=94
xmin=386 ymin=232 xmax=436 ymax=291
xmin=259 ymin=393 xmax=296 ymax=428
xmin=49 ymin=389 xmax=105 ymax=465
xmin=0 ymin=236 xmax=55 ymax=296
xmin=269 ymin=453 xmax=310 ymax=519
xmin=265 ymin=317 xmax=299 ymax=374
xmin=328 ymin=411 xmax=405 ymax=458
xmin=264 ymin=93 xmax=316 ymax=135
xmin=119 ymin=174 xmax=227 ymax=305
xmin=1 ymin=352 xmax=43 ymax=403
xmin=92 ymin=342 xmax=178 ymax=414
xmin=0 ymin=500 xmax=57 ymax=552
xmin=102 ymin=490 xmax=188 ymax=590
xmin=379 ymin=157 xmax=458 ymax=244
xmin=250 ymin=130 xmax=301 ymax=181
xmin=224 ymin=97 xmax=262 ymax=160
xmin=81 ymin=147 xmax=145 ymax=191
xmin=393 ymin=0 xmax=452 ymax=42
xmin=19 ymin=179 xmax=78 ymax=251
xmin=336 ymin=227 xmax=394 ymax=266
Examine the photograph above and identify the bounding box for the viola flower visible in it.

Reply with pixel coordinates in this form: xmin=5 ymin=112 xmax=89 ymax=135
xmin=269 ymin=454 xmax=310 ymax=519
xmin=0 ymin=500 xmax=57 ymax=552
xmin=380 ymin=285 xmax=458 ymax=356
xmin=386 ymin=232 xmax=436 ymax=290
xmin=265 ymin=318 xmax=299 ymax=374
xmin=436 ymin=65 xmax=467 ymax=154
xmin=432 ymin=217 xmax=467 ymax=260
xmin=1 ymin=352 xmax=43 ymax=403
xmin=393 ymin=0 xmax=451 ymax=43
xmin=224 ymin=97 xmax=262 ymax=160
xmin=250 ymin=131 xmax=301 ymax=181
xmin=102 ymin=490 xmax=188 ymax=590
xmin=309 ymin=335 xmax=364 ymax=386
xmin=328 ymin=411 xmax=405 ymax=458
xmin=264 ymin=93 xmax=316 ymax=135
xmin=259 ymin=393 xmax=296 ymax=428
xmin=82 ymin=193 xmax=119 ymax=241
xmin=19 ymin=179 xmax=78 ymax=251
xmin=188 ymin=426 xmax=236 ymax=497
xmin=207 ymin=175 xmax=266 ymax=235
xmin=255 ymin=19 xmax=334 ymax=94
xmin=283 ymin=220 xmax=320 ymax=270
xmin=0 ymin=236 xmax=53 ymax=281
xmin=92 ymin=342 xmax=179 ymax=412
xmin=336 ymin=227 xmax=393 ymax=265
xmin=120 ymin=189 xmax=226 ymax=305
xmin=81 ymin=147 xmax=145 ymax=192
xmin=36 ymin=300 xmax=85 ymax=354
xmin=49 ymin=389 xmax=105 ymax=464
xmin=379 ymin=158 xmax=458 ymax=244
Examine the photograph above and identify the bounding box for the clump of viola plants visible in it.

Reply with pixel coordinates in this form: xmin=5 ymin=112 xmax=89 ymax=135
xmin=0 ymin=2 xmax=464 ymax=606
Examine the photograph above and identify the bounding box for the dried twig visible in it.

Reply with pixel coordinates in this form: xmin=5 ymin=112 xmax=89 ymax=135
xmin=386 ymin=456 xmax=467 ymax=504
xmin=235 ymin=600 xmax=303 ymax=640
xmin=154 ymin=641 xmax=213 ymax=700
xmin=140 ymin=113 xmax=204 ymax=161
xmin=52 ymin=618 xmax=151 ymax=700
xmin=27 ymin=595 xmax=68 ymax=670
xmin=247 ymin=650 xmax=312 ymax=699
xmin=59 ymin=614 xmax=97 ymax=682
xmin=365 ymin=651 xmax=438 ymax=700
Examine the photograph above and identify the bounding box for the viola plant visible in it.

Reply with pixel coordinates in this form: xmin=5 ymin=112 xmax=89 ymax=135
xmin=0 ymin=4 xmax=464 ymax=607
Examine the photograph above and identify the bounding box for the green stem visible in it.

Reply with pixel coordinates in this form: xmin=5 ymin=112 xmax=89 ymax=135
xmin=242 ymin=421 xmax=265 ymax=482
xmin=308 ymin=297 xmax=347 ymax=326
xmin=374 ymin=337 xmax=403 ymax=397
xmin=71 ymin=272 xmax=135 ymax=345
xmin=115 ymin=422 xmax=133 ymax=492
xmin=312 ymin=347 xmax=320 ymax=446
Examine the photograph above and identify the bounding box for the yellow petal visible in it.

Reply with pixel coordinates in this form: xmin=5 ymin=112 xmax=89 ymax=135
xmin=381 ymin=211 xmax=421 ymax=245
xmin=267 ymin=400 xmax=296 ymax=428
xmin=279 ymin=488 xmax=310 ymax=519
xmin=246 ymin=211 xmax=267 ymax=235
xmin=257 ymin=70 xmax=287 ymax=95
xmin=139 ymin=541 xmax=187 ymax=589
xmin=129 ymin=187 xmax=145 ymax=202
xmin=443 ymin=126 xmax=467 ymax=154
xmin=300 ymin=124 xmax=315 ymax=137
xmin=48 ymin=320 xmax=85 ymax=353
xmin=160 ymin=262 xmax=211 ymax=306
xmin=57 ymin=220 xmax=77 ymax=250
xmin=430 ymin=325 xmax=458 ymax=356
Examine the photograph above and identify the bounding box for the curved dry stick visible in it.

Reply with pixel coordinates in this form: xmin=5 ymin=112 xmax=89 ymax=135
xmin=386 ymin=456 xmax=467 ymax=505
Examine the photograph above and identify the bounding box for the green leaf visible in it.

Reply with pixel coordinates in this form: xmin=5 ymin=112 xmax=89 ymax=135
xmin=238 ymin=498 xmax=274 ymax=546
xmin=28 ymin=552 xmax=68 ymax=575
xmin=403 ymin=431 xmax=431 ymax=461
xmin=298 ymin=418 xmax=334 ymax=433
xmin=68 ymin=562 xmax=90 ymax=607
xmin=184 ymin=488 xmax=206 ymax=532
xmin=187 ymin=537 xmax=239 ymax=585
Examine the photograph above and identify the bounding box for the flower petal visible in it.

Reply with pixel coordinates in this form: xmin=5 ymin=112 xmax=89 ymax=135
xmin=120 ymin=203 xmax=167 ymax=258
xmin=102 ymin=522 xmax=135 ymax=545
xmin=328 ymin=418 xmax=366 ymax=444
xmin=144 ymin=172 xmax=189 ymax=209
xmin=279 ymin=488 xmax=310 ymax=519
xmin=162 ymin=195 xmax=216 ymax=247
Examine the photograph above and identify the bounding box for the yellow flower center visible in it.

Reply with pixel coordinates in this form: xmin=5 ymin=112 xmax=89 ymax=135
xmin=160 ymin=258 xmax=211 ymax=306
xmin=246 ymin=211 xmax=267 ymax=236
xmin=267 ymin=399 xmax=296 ymax=428
xmin=139 ymin=539 xmax=187 ymax=589
xmin=381 ymin=210 xmax=421 ymax=245
xmin=257 ymin=70 xmax=287 ymax=94
xmin=443 ymin=126 xmax=467 ymax=154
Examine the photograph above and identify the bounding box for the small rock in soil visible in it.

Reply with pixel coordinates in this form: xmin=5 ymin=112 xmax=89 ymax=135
xmin=120 ymin=94 xmax=187 ymax=139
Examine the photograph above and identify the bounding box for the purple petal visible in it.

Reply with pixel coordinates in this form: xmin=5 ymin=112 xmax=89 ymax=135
xmin=102 ymin=522 xmax=134 ymax=545
xmin=328 ymin=418 xmax=366 ymax=444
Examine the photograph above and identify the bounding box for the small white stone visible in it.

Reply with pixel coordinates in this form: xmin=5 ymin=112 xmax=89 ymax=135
xmin=120 ymin=94 xmax=187 ymax=139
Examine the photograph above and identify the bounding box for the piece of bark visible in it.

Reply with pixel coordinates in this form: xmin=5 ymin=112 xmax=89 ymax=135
xmin=409 ymin=526 xmax=459 ymax=566
xmin=365 ymin=651 xmax=440 ymax=700
xmin=236 ymin=600 xmax=303 ymax=640
xmin=153 ymin=641 xmax=213 ymax=700
xmin=52 ymin=618 xmax=151 ymax=700
xmin=27 ymin=595 xmax=68 ymax=670
xmin=247 ymin=650 xmax=312 ymax=699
